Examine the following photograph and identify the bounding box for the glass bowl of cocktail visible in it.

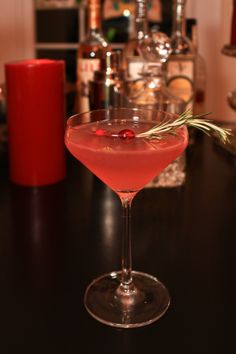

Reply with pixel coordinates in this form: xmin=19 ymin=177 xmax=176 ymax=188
xmin=65 ymin=108 xmax=230 ymax=328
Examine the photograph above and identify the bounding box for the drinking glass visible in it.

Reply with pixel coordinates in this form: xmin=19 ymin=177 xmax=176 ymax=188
xmin=65 ymin=108 xmax=188 ymax=328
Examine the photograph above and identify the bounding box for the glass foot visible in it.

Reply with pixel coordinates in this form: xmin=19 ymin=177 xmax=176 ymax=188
xmin=84 ymin=271 xmax=170 ymax=328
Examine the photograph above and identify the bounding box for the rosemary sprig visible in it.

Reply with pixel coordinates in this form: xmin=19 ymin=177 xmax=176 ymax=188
xmin=136 ymin=110 xmax=232 ymax=144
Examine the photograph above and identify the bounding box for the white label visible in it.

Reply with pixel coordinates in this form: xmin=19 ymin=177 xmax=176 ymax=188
xmin=167 ymin=59 xmax=195 ymax=108
xmin=167 ymin=60 xmax=194 ymax=81
xmin=127 ymin=58 xmax=145 ymax=79
xmin=77 ymin=58 xmax=100 ymax=112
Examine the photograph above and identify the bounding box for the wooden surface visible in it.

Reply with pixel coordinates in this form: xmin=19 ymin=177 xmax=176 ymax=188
xmin=0 ymin=135 xmax=236 ymax=354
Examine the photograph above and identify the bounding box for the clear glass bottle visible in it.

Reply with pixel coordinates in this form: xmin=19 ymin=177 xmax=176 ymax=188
xmin=167 ymin=0 xmax=195 ymax=110
xmin=76 ymin=0 xmax=111 ymax=113
xmin=126 ymin=31 xmax=187 ymax=188
xmin=123 ymin=0 xmax=149 ymax=79
xmin=126 ymin=30 xmax=184 ymax=112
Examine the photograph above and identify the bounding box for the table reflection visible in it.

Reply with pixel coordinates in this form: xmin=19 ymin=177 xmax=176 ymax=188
xmin=10 ymin=182 xmax=66 ymax=290
xmin=88 ymin=178 xmax=121 ymax=271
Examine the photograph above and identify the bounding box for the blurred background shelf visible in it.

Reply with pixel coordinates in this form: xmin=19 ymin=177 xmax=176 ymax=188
xmin=0 ymin=0 xmax=236 ymax=122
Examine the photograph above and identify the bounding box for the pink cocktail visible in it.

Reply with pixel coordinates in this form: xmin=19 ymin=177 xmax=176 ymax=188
xmin=65 ymin=108 xmax=188 ymax=328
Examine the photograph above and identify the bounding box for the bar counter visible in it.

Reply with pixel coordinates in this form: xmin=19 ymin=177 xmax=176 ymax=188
xmin=0 ymin=134 xmax=235 ymax=353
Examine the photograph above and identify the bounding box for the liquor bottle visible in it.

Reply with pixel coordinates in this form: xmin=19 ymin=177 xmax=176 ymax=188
xmin=76 ymin=0 xmax=110 ymax=113
xmin=126 ymin=31 xmax=187 ymax=188
xmin=166 ymin=0 xmax=195 ymax=110
xmin=187 ymin=18 xmax=207 ymax=115
xmin=89 ymin=50 xmax=125 ymax=110
xmin=123 ymin=0 xmax=149 ymax=79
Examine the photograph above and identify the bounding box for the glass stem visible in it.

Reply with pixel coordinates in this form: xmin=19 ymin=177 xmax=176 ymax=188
xmin=120 ymin=195 xmax=135 ymax=292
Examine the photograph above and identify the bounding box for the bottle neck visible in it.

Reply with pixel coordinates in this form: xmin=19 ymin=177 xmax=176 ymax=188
xmin=190 ymin=22 xmax=198 ymax=51
xmin=170 ymin=0 xmax=195 ymax=54
xmin=172 ymin=0 xmax=187 ymax=37
xmin=88 ymin=0 xmax=102 ymax=31
xmin=135 ymin=0 xmax=149 ymax=40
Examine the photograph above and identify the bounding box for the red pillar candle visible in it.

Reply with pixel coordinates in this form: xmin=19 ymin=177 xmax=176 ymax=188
xmin=5 ymin=59 xmax=66 ymax=186
xmin=231 ymin=0 xmax=236 ymax=45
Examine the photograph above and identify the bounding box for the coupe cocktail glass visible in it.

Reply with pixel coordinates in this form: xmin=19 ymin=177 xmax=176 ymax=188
xmin=65 ymin=108 xmax=188 ymax=328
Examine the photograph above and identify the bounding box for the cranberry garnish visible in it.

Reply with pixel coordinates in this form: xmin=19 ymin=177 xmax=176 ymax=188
xmin=95 ymin=128 xmax=106 ymax=136
xmin=118 ymin=129 xmax=135 ymax=139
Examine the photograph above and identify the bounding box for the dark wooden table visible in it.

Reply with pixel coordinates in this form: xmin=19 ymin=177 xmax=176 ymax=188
xmin=0 ymin=135 xmax=236 ymax=354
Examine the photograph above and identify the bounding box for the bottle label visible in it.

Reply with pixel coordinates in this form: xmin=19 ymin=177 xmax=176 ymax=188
xmin=127 ymin=58 xmax=145 ymax=79
xmin=127 ymin=58 xmax=160 ymax=80
xmin=167 ymin=59 xmax=194 ymax=80
xmin=77 ymin=58 xmax=100 ymax=112
xmin=167 ymin=58 xmax=195 ymax=108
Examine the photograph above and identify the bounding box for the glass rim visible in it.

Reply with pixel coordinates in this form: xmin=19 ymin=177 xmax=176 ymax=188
xmin=66 ymin=108 xmax=179 ymax=129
